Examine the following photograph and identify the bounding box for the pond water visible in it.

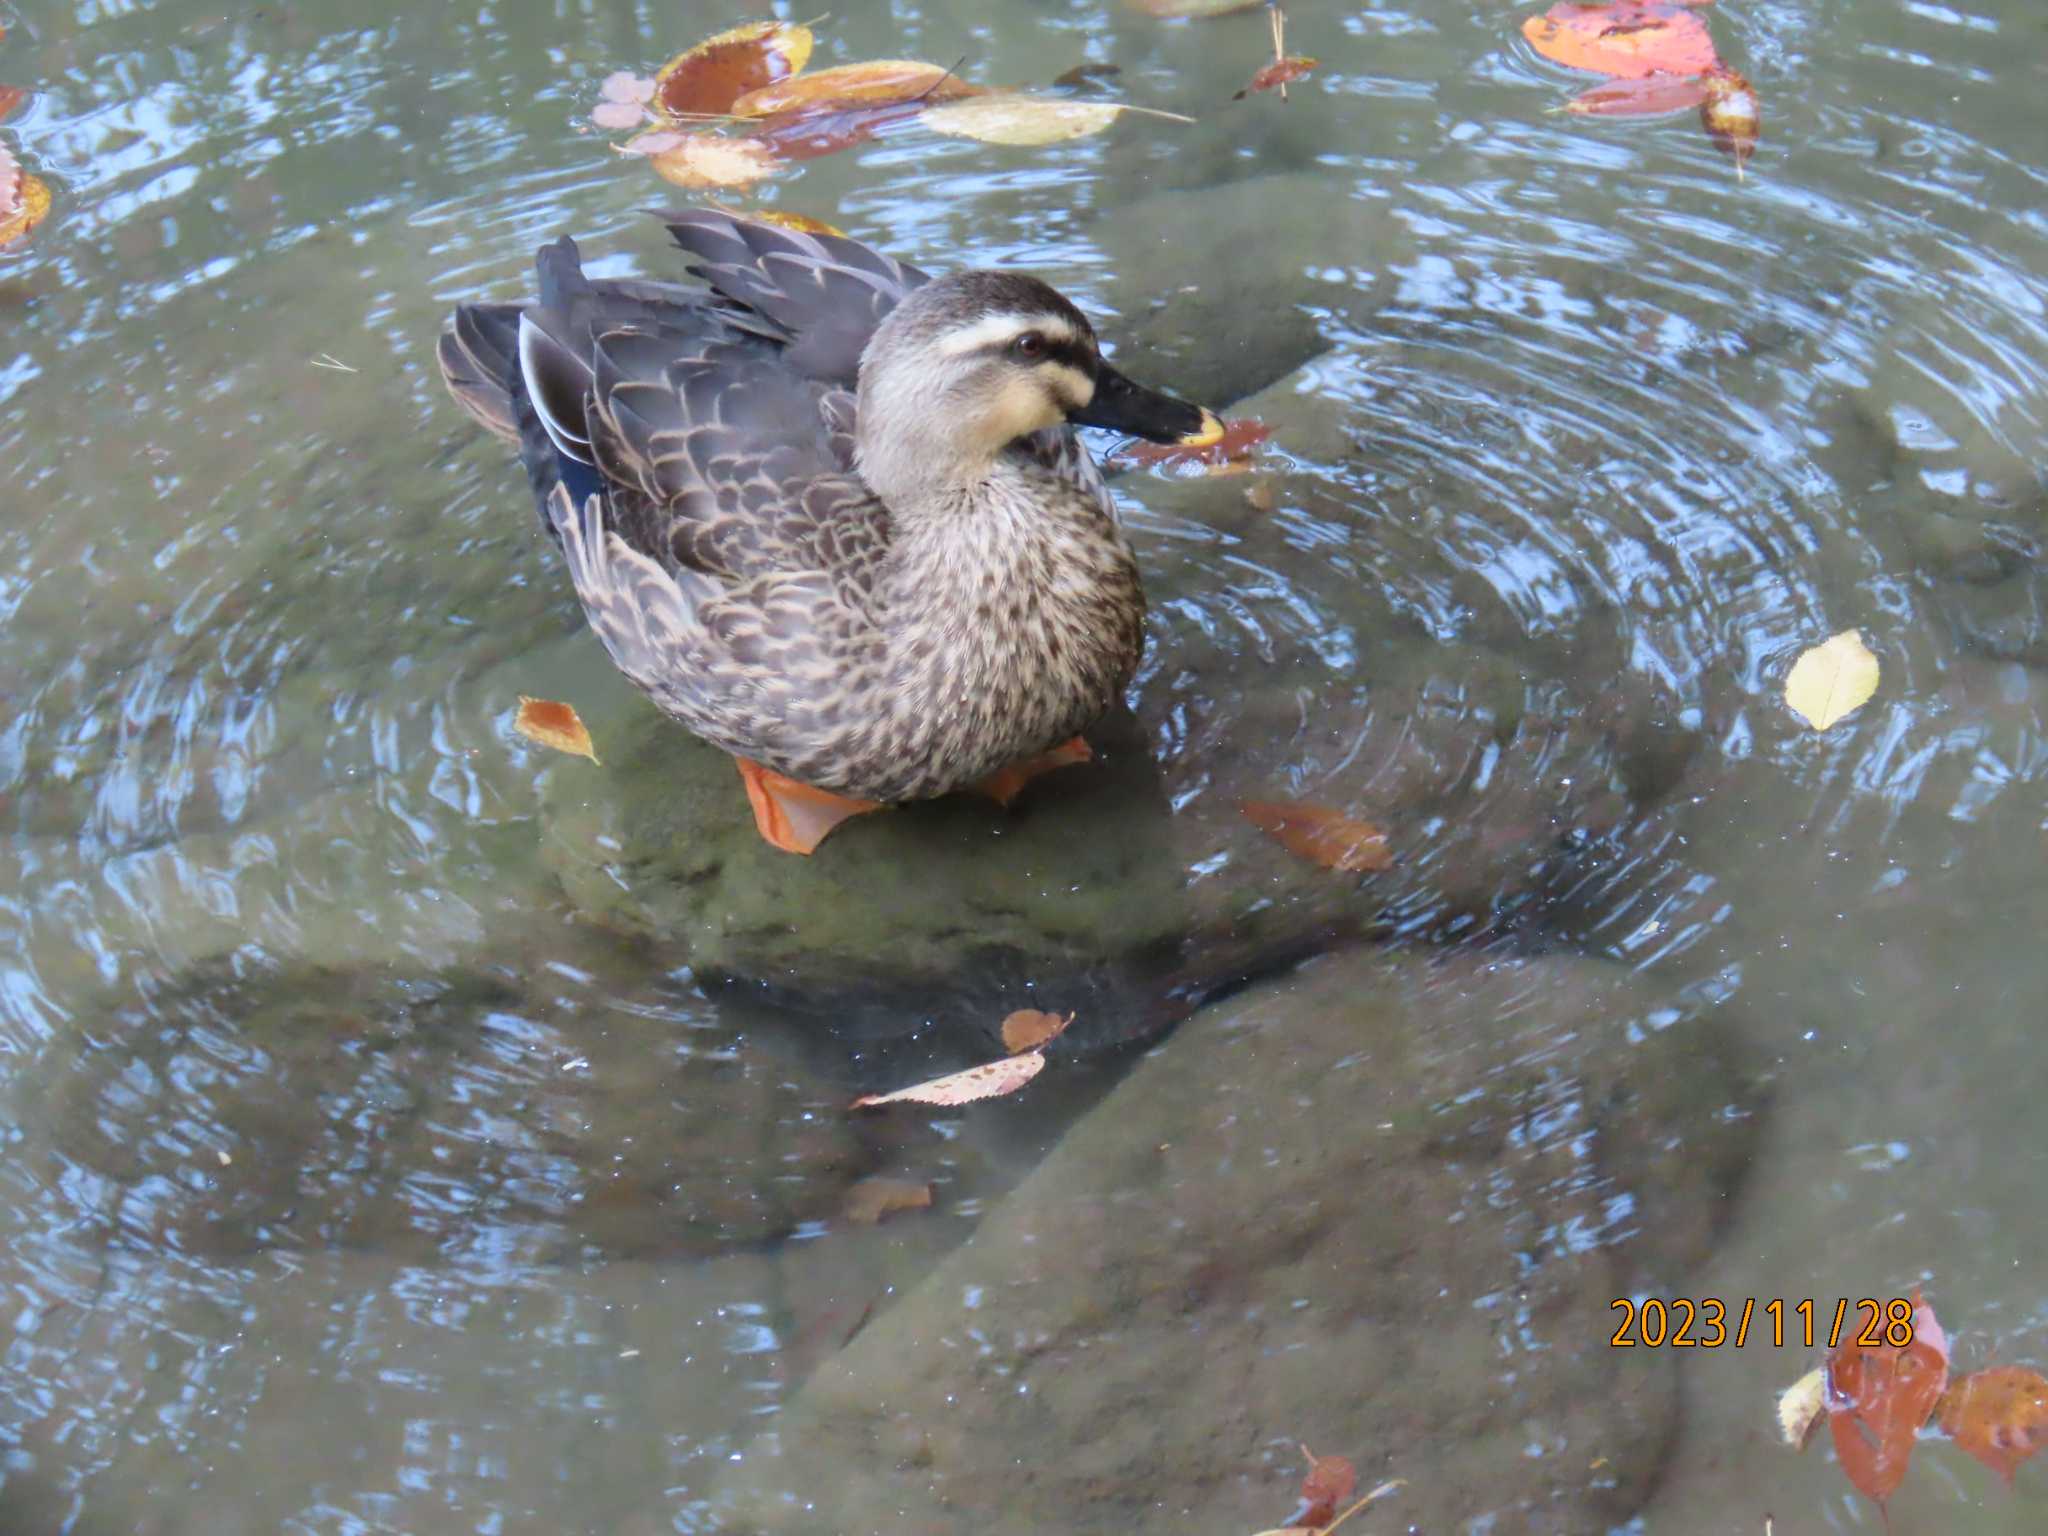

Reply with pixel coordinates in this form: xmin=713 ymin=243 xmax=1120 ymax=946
xmin=3 ymin=0 xmax=2046 ymax=1531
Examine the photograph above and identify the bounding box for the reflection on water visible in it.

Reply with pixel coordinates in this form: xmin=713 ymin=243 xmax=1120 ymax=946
xmin=3 ymin=0 xmax=2046 ymax=1528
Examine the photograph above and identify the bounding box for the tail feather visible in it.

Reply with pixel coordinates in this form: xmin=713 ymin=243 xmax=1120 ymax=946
xmin=437 ymin=302 xmax=522 ymax=444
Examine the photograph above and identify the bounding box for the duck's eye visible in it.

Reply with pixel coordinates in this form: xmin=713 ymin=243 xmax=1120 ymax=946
xmin=1010 ymin=331 xmax=1047 ymax=361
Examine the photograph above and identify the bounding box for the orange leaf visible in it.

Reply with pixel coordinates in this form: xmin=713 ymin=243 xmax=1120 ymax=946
xmin=1566 ymin=73 xmax=1710 ymax=115
xmin=1938 ymin=1365 xmax=2048 ymax=1486
xmin=0 ymin=85 xmax=26 ymax=123
xmin=1826 ymin=1293 xmax=1949 ymax=1509
xmin=654 ymin=21 xmax=814 ymax=119
xmin=1112 ymin=416 xmax=1273 ymax=474
xmin=1298 ymin=1446 xmax=1358 ymax=1527
xmin=1000 ymin=1009 xmax=1075 ymax=1054
xmin=1242 ymin=800 xmax=1394 ymax=873
xmin=732 ymin=60 xmax=981 ymax=118
xmin=850 ymin=1050 xmax=1047 ymax=1109
xmin=1236 ymin=55 xmax=1320 ymax=99
xmin=514 ymin=697 xmax=600 ymax=763
xmin=1522 ymin=2 xmax=1720 ymax=80
xmin=842 ymin=1177 xmax=935 ymax=1226
xmin=1699 ymin=67 xmax=1760 ymax=174
xmin=746 ymin=209 xmax=847 ymax=237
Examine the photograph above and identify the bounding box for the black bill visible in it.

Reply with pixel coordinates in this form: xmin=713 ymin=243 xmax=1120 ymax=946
xmin=1072 ymin=362 xmax=1226 ymax=447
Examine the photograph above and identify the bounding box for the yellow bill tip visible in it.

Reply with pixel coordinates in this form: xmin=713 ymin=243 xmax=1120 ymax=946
xmin=1178 ymin=408 xmax=1227 ymax=448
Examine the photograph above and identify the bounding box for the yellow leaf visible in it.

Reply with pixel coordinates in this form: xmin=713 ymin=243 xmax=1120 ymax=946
xmin=1784 ymin=629 xmax=1879 ymax=730
xmin=1000 ymin=1009 xmax=1074 ymax=1054
xmin=842 ymin=1177 xmax=935 ymax=1225
xmin=921 ymin=94 xmax=1128 ymax=146
xmin=748 ymin=209 xmax=846 ymax=237
xmin=850 ymin=1050 xmax=1046 ymax=1109
xmin=514 ymin=697 xmax=600 ymax=763
xmin=646 ymin=134 xmax=783 ymax=191
xmin=732 ymin=60 xmax=980 ymax=118
xmin=0 ymin=145 xmax=51 ymax=249
xmin=1778 ymin=1366 xmax=1826 ymax=1449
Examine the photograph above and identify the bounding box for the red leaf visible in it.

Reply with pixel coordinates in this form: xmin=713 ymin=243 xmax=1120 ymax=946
xmin=1112 ymin=416 xmax=1273 ymax=474
xmin=1826 ymin=1293 xmax=1949 ymax=1509
xmin=0 ymin=86 xmax=26 ymax=123
xmin=1566 ymin=73 xmax=1710 ymax=116
xmin=1522 ymin=2 xmax=1721 ymax=80
xmin=1235 ymin=55 xmax=1319 ymax=100
xmin=1938 ymin=1365 xmax=2048 ymax=1487
xmin=1298 ymin=1447 xmax=1358 ymax=1528
xmin=751 ymin=101 xmax=927 ymax=161
xmin=1241 ymin=800 xmax=1394 ymax=873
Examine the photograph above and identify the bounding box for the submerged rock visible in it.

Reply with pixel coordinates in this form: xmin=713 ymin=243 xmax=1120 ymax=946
xmin=709 ymin=947 xmax=1761 ymax=1535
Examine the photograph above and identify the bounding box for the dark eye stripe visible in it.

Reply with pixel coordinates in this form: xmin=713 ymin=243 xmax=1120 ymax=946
xmin=976 ymin=336 xmax=1096 ymax=375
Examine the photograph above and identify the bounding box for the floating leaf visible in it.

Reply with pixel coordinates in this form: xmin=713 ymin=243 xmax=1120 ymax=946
xmin=1779 ymin=1367 xmax=1827 ymax=1449
xmin=1052 ymin=62 xmax=1124 ymax=90
xmin=600 ymin=70 xmax=657 ymax=105
xmin=618 ymin=127 xmax=688 ymax=156
xmin=0 ymin=85 xmax=25 ymax=122
xmin=747 ymin=209 xmax=847 ymax=237
xmin=752 ymin=102 xmax=926 ymax=161
xmin=646 ymin=133 xmax=783 ymax=190
xmin=733 ymin=60 xmax=979 ymax=118
xmin=514 ymin=697 xmax=600 ymax=763
xmin=1566 ymin=73 xmax=1711 ymax=115
xmin=842 ymin=1177 xmax=935 ymax=1226
xmin=1522 ymin=2 xmax=1720 ymax=80
xmin=1297 ymin=1447 xmax=1358 ymax=1528
xmin=1938 ymin=1365 xmax=2048 ymax=1486
xmin=1784 ymin=630 xmax=1879 ymax=730
xmin=850 ymin=1049 xmax=1046 ymax=1109
xmin=921 ymin=94 xmax=1130 ymax=146
xmin=1113 ymin=416 xmax=1273 ymax=473
xmin=1700 ymin=67 xmax=1761 ymax=174
xmin=0 ymin=150 xmax=50 ymax=250
xmin=1242 ymin=800 xmax=1394 ymax=873
xmin=654 ymin=20 xmax=814 ymax=119
xmin=1235 ymin=56 xmax=1319 ymax=99
xmin=591 ymin=98 xmax=649 ymax=131
xmin=1000 ymin=1009 xmax=1075 ymax=1054
xmin=1827 ymin=1292 xmax=1948 ymax=1510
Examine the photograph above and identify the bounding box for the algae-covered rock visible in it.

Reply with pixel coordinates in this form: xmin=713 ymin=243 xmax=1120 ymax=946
xmin=708 ymin=947 xmax=1760 ymax=1535
xmin=35 ymin=949 xmax=872 ymax=1263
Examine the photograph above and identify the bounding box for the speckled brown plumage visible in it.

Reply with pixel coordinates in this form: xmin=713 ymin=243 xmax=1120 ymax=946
xmin=438 ymin=211 xmax=1196 ymax=805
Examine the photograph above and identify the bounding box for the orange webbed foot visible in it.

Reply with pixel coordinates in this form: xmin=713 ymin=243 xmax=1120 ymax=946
xmin=969 ymin=736 xmax=1094 ymax=808
xmin=735 ymin=758 xmax=883 ymax=855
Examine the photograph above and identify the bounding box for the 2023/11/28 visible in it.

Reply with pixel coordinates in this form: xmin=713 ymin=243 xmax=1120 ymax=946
xmin=1609 ymin=1297 xmax=1917 ymax=1349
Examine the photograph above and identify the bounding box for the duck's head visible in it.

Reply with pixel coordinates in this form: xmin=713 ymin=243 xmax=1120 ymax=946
xmin=854 ymin=271 xmax=1222 ymax=507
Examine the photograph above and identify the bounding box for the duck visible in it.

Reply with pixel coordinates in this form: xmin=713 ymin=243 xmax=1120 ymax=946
xmin=438 ymin=210 xmax=1222 ymax=854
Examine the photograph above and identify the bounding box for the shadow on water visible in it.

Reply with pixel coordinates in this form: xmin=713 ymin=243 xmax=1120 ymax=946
xmin=2 ymin=0 xmax=2046 ymax=1529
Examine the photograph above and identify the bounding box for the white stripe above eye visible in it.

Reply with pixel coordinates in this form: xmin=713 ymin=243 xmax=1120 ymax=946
xmin=936 ymin=311 xmax=1081 ymax=358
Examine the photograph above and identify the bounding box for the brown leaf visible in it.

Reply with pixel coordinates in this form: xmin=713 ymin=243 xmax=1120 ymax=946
xmin=732 ymin=60 xmax=980 ymax=118
xmin=1235 ymin=56 xmax=1319 ymax=100
xmin=841 ymin=1177 xmax=935 ymax=1226
xmin=1052 ymin=62 xmax=1123 ymax=90
xmin=1242 ymin=800 xmax=1393 ymax=873
xmin=1000 ymin=1009 xmax=1075 ymax=1054
xmin=1826 ymin=1292 xmax=1949 ymax=1509
xmin=514 ymin=697 xmax=600 ymax=763
xmin=850 ymin=1050 xmax=1047 ymax=1109
xmin=654 ymin=21 xmax=814 ymax=119
xmin=1522 ymin=2 xmax=1720 ymax=80
xmin=1938 ymin=1365 xmax=2048 ymax=1486
xmin=1111 ymin=416 xmax=1273 ymax=473
xmin=1699 ymin=67 xmax=1761 ymax=175
xmin=746 ymin=209 xmax=848 ymax=237
xmin=1298 ymin=1446 xmax=1358 ymax=1528
xmin=0 ymin=85 xmax=26 ymax=123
